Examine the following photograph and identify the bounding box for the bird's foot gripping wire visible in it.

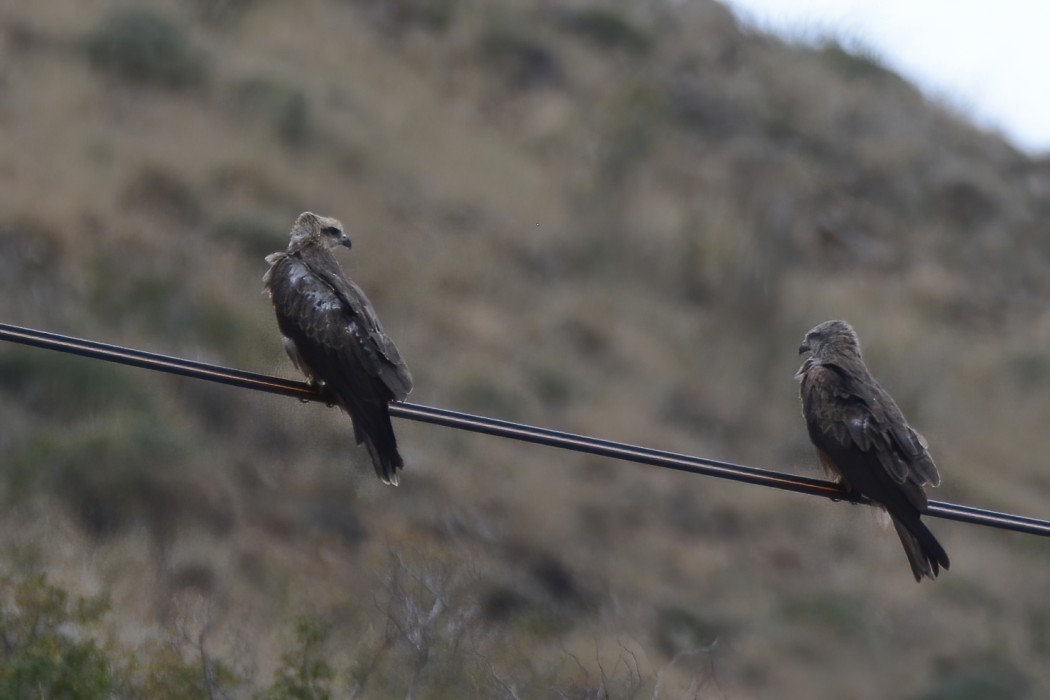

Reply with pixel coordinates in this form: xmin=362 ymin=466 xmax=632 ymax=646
xmin=298 ymin=378 xmax=334 ymax=405
xmin=317 ymin=383 xmax=340 ymax=408
xmin=823 ymin=477 xmax=856 ymax=503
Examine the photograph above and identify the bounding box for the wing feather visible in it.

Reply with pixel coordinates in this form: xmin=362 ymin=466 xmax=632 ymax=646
xmin=266 ymin=244 xmax=411 ymax=483
xmin=309 ymin=254 xmax=412 ymax=399
xmin=267 ymin=248 xmax=412 ymax=402
xmin=798 ymin=351 xmax=948 ymax=580
xmin=800 ymin=361 xmax=935 ymax=509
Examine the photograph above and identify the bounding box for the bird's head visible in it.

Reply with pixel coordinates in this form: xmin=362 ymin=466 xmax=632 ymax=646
xmin=798 ymin=319 xmax=861 ymax=360
xmin=289 ymin=212 xmax=352 ymax=250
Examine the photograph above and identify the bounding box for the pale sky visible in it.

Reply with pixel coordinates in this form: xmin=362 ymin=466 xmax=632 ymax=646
xmin=721 ymin=0 xmax=1050 ymax=155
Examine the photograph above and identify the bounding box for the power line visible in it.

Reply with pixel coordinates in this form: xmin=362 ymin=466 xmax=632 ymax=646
xmin=1 ymin=322 xmax=1048 ymax=538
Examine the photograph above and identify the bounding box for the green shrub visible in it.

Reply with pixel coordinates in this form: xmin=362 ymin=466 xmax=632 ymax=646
xmin=558 ymin=8 xmax=652 ymax=55
xmin=915 ymin=657 xmax=1030 ymax=700
xmin=231 ymin=77 xmax=315 ymax=149
xmin=348 ymin=0 xmax=459 ymax=36
xmin=0 ymin=573 xmax=250 ymax=698
xmin=257 ymin=616 xmax=335 ymax=700
xmin=190 ymin=0 xmax=263 ymax=27
xmin=654 ymin=606 xmax=723 ymax=657
xmin=0 ymin=348 xmax=150 ymax=418
xmin=528 ymin=363 xmax=576 ymax=409
xmin=0 ymin=574 xmax=120 ymax=699
xmin=1029 ymin=611 xmax=1050 ymax=654
xmin=477 ymin=24 xmax=561 ymax=89
xmin=143 ymin=643 xmax=242 ymax=700
xmin=85 ymin=9 xmax=206 ymax=88
xmin=123 ymin=166 xmax=204 ymax=224
xmin=778 ymin=591 xmax=865 ymax=636
xmin=455 ymin=379 xmax=522 ymax=420
xmin=213 ymin=212 xmax=287 ymax=258
xmin=819 ymin=38 xmax=895 ymax=82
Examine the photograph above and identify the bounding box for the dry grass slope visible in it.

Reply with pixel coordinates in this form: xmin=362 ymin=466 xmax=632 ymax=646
xmin=1 ymin=0 xmax=1050 ymax=697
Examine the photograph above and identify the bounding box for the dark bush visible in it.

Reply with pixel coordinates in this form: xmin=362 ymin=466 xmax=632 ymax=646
xmin=189 ymin=0 xmax=262 ymax=27
xmin=231 ymin=77 xmax=315 ymax=149
xmin=819 ymin=39 xmax=895 ymax=82
xmin=85 ymin=9 xmax=206 ymax=88
xmin=0 ymin=575 xmax=119 ymax=699
xmin=558 ymin=7 xmax=652 ymax=55
xmin=477 ymin=25 xmax=561 ymax=90
xmin=0 ymin=349 xmax=149 ymax=418
xmin=348 ymin=0 xmax=460 ymax=36
xmin=916 ymin=657 xmax=1030 ymax=700
xmin=654 ymin=606 xmax=724 ymax=657
xmin=258 ymin=616 xmax=336 ymax=700
xmin=213 ymin=212 xmax=288 ymax=258
xmin=123 ymin=166 xmax=204 ymax=224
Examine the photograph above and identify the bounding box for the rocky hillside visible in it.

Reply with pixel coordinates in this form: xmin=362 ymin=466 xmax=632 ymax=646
xmin=1 ymin=1 xmax=1049 ymax=697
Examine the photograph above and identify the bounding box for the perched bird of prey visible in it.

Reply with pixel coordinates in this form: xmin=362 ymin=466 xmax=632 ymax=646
xmin=796 ymin=320 xmax=949 ymax=581
xmin=264 ymin=212 xmax=412 ymax=485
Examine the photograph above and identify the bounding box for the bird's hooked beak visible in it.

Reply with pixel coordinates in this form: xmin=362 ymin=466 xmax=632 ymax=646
xmin=798 ymin=340 xmax=811 ymax=355
xmin=339 ymin=232 xmax=352 ymax=249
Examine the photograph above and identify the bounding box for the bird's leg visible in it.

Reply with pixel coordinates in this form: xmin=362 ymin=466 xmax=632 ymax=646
xmin=829 ymin=474 xmax=866 ymax=506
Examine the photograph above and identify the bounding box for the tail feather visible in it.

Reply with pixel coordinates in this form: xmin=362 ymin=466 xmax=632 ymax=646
xmin=891 ymin=514 xmax=950 ymax=582
xmin=347 ymin=402 xmax=404 ymax=486
xmin=363 ymin=434 xmax=403 ymax=486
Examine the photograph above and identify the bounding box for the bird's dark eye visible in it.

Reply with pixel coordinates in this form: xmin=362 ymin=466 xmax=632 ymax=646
xmin=322 ymin=226 xmax=340 ymax=236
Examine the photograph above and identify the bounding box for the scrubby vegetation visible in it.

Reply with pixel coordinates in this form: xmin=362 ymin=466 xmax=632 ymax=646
xmin=84 ymin=9 xmax=207 ymax=88
xmin=1 ymin=0 xmax=1049 ymax=697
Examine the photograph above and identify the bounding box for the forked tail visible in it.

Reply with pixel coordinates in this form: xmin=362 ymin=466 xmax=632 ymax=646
xmin=891 ymin=514 xmax=950 ymax=582
xmin=351 ymin=403 xmax=404 ymax=486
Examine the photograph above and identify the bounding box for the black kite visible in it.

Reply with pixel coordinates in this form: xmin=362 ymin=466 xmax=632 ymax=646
xmin=264 ymin=212 xmax=412 ymax=485
xmin=797 ymin=320 xmax=949 ymax=581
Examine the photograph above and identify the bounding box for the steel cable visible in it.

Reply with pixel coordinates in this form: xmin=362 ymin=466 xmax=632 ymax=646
xmin=2 ymin=322 xmax=1047 ymax=537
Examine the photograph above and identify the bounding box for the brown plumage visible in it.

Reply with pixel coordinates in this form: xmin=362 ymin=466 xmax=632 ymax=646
xmin=264 ymin=212 xmax=412 ymax=485
xmin=796 ymin=320 xmax=948 ymax=581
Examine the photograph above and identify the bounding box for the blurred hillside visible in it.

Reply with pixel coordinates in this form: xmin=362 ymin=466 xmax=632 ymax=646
xmin=2 ymin=0 xmax=1050 ymax=697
